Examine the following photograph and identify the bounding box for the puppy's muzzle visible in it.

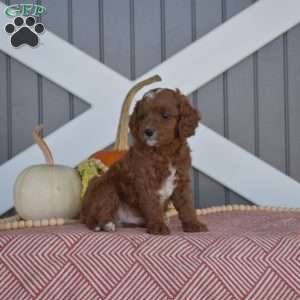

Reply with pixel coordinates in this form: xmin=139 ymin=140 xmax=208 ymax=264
xmin=144 ymin=128 xmax=155 ymax=137
xmin=144 ymin=128 xmax=157 ymax=145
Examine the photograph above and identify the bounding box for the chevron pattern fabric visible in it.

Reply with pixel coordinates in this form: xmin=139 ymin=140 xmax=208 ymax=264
xmin=1 ymin=212 xmax=300 ymax=299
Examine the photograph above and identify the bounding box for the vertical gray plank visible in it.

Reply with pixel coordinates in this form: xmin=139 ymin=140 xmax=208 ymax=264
xmin=226 ymin=0 xmax=253 ymax=19
xmin=227 ymin=61 xmax=255 ymax=152
xmin=164 ymin=0 xmax=199 ymax=205
xmin=191 ymin=168 xmax=199 ymax=207
xmin=222 ymin=0 xmax=230 ymax=205
xmin=164 ymin=0 xmax=192 ymax=58
xmin=10 ymin=59 xmax=39 ymax=155
xmin=129 ymin=0 xmax=135 ymax=79
xmin=226 ymin=0 xmax=254 ymax=204
xmin=194 ymin=0 xmax=222 ymax=38
xmin=0 ymin=52 xmax=8 ymax=164
xmin=134 ymin=0 xmax=161 ymax=78
xmin=160 ymin=0 xmax=166 ymax=61
xmin=41 ymin=0 xmax=70 ymax=137
xmin=72 ymin=0 xmax=97 ymax=116
xmin=72 ymin=0 xmax=100 ymax=60
xmin=196 ymin=77 xmax=226 ymax=208
xmin=192 ymin=0 xmax=220 ymax=208
xmin=194 ymin=0 xmax=226 ymax=208
xmin=226 ymin=0 xmax=255 ymax=152
xmin=8 ymin=0 xmax=38 ymax=155
xmin=42 ymin=0 xmax=69 ymax=39
xmin=288 ymin=24 xmax=300 ymax=182
xmin=283 ymin=32 xmax=290 ymax=176
xmin=68 ymin=0 xmax=74 ymax=119
xmin=258 ymin=37 xmax=286 ymax=172
xmin=36 ymin=0 xmax=43 ymax=127
xmin=103 ymin=0 xmax=131 ymax=78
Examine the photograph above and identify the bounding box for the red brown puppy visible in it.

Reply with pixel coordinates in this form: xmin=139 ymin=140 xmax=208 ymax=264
xmin=81 ymin=88 xmax=208 ymax=234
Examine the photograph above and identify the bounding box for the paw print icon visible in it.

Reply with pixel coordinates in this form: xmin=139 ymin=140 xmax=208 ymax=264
xmin=5 ymin=16 xmax=45 ymax=48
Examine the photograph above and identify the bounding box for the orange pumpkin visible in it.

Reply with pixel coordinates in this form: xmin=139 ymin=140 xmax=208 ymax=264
xmin=89 ymin=75 xmax=161 ymax=167
xmin=89 ymin=150 xmax=126 ymax=167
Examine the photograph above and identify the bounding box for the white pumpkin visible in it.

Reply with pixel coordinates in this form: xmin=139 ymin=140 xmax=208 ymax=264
xmin=13 ymin=125 xmax=82 ymax=220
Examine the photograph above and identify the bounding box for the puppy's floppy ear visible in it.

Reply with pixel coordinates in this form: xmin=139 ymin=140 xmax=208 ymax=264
xmin=129 ymin=100 xmax=141 ymax=138
xmin=176 ymin=89 xmax=201 ymax=139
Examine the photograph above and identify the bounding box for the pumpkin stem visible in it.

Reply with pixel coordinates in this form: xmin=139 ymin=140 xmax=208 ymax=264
xmin=114 ymin=75 xmax=162 ymax=151
xmin=32 ymin=125 xmax=54 ymax=165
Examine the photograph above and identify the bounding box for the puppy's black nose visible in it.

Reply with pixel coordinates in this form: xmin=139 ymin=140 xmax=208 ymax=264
xmin=144 ymin=128 xmax=154 ymax=137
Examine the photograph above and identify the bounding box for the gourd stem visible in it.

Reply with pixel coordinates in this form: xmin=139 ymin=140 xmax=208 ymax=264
xmin=32 ymin=125 xmax=54 ymax=165
xmin=114 ymin=75 xmax=162 ymax=151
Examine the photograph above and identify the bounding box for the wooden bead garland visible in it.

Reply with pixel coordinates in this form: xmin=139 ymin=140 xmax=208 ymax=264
xmin=0 ymin=204 xmax=300 ymax=231
xmin=166 ymin=204 xmax=300 ymax=218
xmin=0 ymin=216 xmax=78 ymax=231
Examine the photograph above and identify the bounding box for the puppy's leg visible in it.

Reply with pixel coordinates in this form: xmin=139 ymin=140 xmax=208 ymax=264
xmin=138 ymin=194 xmax=170 ymax=235
xmin=171 ymin=183 xmax=208 ymax=232
xmin=81 ymin=178 xmax=120 ymax=232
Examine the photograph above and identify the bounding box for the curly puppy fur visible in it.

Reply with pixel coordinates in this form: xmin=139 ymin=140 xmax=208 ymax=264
xmin=81 ymin=88 xmax=208 ymax=235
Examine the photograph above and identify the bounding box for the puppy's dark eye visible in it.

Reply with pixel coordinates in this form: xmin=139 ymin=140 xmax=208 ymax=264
xmin=161 ymin=112 xmax=171 ymax=119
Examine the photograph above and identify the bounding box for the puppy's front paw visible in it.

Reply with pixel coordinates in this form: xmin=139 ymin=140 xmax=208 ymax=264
xmin=103 ymin=222 xmax=116 ymax=232
xmin=93 ymin=221 xmax=116 ymax=232
xmin=147 ymin=222 xmax=170 ymax=235
xmin=182 ymin=221 xmax=208 ymax=233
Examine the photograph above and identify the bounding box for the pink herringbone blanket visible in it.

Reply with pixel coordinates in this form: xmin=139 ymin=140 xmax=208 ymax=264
xmin=1 ymin=211 xmax=300 ymax=300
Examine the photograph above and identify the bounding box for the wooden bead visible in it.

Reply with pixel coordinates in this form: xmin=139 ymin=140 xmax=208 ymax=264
xmin=25 ymin=220 xmax=33 ymax=228
xmin=12 ymin=221 xmax=19 ymax=229
xmin=209 ymin=207 xmax=215 ymax=213
xmin=210 ymin=207 xmax=216 ymax=213
xmin=213 ymin=206 xmax=218 ymax=213
xmin=49 ymin=218 xmax=57 ymax=226
xmin=57 ymin=218 xmax=64 ymax=226
xmin=220 ymin=205 xmax=227 ymax=212
xmin=41 ymin=219 xmax=49 ymax=226
xmin=233 ymin=204 xmax=240 ymax=210
xmin=220 ymin=206 xmax=226 ymax=212
xmin=239 ymin=205 xmax=246 ymax=211
xmin=227 ymin=205 xmax=234 ymax=211
xmin=214 ymin=207 xmax=220 ymax=213
xmin=5 ymin=223 xmax=11 ymax=230
xmin=33 ymin=220 xmax=41 ymax=227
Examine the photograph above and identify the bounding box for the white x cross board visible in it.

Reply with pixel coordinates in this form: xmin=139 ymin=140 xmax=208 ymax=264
xmin=1 ymin=0 xmax=300 ymax=214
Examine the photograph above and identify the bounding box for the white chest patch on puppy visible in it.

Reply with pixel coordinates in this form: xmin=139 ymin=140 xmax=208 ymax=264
xmin=158 ymin=165 xmax=177 ymax=204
